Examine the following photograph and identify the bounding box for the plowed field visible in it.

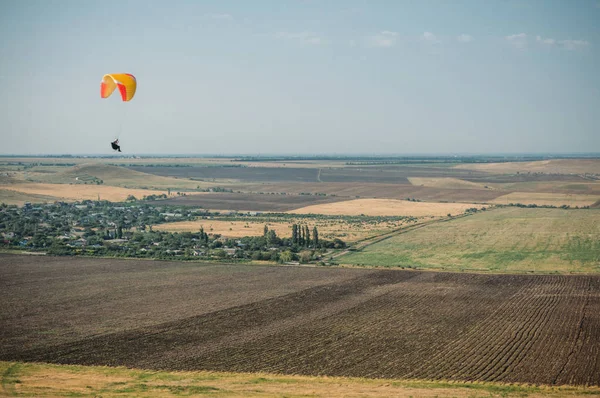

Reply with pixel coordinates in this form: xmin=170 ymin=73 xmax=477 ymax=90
xmin=1 ymin=254 xmax=598 ymax=386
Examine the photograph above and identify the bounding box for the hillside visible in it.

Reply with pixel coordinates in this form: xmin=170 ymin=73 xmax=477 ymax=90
xmin=29 ymin=163 xmax=214 ymax=190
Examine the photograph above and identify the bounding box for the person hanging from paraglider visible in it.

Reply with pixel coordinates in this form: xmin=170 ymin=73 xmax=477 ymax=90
xmin=111 ymin=139 xmax=121 ymax=152
xmin=101 ymin=73 xmax=136 ymax=153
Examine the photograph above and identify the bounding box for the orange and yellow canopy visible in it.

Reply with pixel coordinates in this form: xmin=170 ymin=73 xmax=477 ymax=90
xmin=100 ymin=73 xmax=137 ymax=102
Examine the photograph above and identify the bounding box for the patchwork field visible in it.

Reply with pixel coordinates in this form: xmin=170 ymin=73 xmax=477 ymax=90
xmin=339 ymin=207 xmax=600 ymax=273
xmin=23 ymin=164 xmax=215 ymax=190
xmin=454 ymin=159 xmax=600 ymax=175
xmin=288 ymin=198 xmax=488 ymax=217
xmin=131 ymin=164 xmax=493 ymax=184
xmin=129 ymin=165 xmax=321 ymax=182
xmin=229 ymin=181 xmax=508 ymax=202
xmin=158 ymin=192 xmax=345 ymax=211
xmin=1 ymin=254 xmax=599 ymax=387
xmin=0 ymin=183 xmax=166 ymax=203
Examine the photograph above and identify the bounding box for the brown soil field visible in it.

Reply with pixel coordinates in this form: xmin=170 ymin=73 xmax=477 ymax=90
xmin=455 ymin=159 xmax=600 ymax=175
xmin=491 ymin=192 xmax=600 ymax=207
xmin=230 ymin=182 xmax=506 ymax=202
xmin=408 ymin=177 xmax=493 ymax=190
xmin=1 ymin=254 xmax=598 ymax=386
xmin=129 ymin=165 xmax=321 ymax=182
xmin=0 ymin=182 xmax=166 ymax=202
xmin=157 ymin=192 xmax=346 ymax=211
xmin=288 ymin=198 xmax=489 ymax=217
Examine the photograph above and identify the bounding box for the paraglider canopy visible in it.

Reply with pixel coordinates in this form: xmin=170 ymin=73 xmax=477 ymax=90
xmin=101 ymin=73 xmax=137 ymax=102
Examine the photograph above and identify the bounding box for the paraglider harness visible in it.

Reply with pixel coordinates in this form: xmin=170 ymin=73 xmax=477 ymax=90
xmin=111 ymin=139 xmax=121 ymax=152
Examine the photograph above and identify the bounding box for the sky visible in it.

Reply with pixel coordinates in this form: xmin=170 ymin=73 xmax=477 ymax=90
xmin=1 ymin=0 xmax=599 ymax=155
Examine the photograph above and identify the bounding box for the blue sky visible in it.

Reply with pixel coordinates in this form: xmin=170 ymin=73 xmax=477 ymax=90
xmin=1 ymin=0 xmax=599 ymax=155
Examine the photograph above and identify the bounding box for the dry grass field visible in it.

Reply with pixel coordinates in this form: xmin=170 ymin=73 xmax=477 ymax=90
xmin=340 ymin=207 xmax=600 ymax=273
xmin=0 ymin=189 xmax=59 ymax=206
xmin=0 ymin=183 xmax=166 ymax=202
xmin=454 ymin=159 xmax=600 ymax=175
xmin=489 ymin=181 xmax=600 ymax=195
xmin=2 ymin=362 xmax=598 ymax=398
xmin=491 ymin=192 xmax=600 ymax=207
xmin=1 ymin=254 xmax=599 ymax=387
xmin=154 ymin=218 xmax=406 ymax=242
xmin=288 ymin=198 xmax=488 ymax=217
xmin=20 ymin=164 xmax=214 ymax=190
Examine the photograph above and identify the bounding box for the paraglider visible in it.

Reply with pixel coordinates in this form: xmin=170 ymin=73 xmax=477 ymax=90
xmin=101 ymin=73 xmax=136 ymax=152
xmin=101 ymin=73 xmax=137 ymax=102
xmin=111 ymin=139 xmax=121 ymax=152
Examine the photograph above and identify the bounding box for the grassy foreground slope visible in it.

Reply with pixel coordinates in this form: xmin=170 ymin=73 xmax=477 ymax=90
xmin=339 ymin=207 xmax=600 ymax=273
xmin=2 ymin=361 xmax=599 ymax=398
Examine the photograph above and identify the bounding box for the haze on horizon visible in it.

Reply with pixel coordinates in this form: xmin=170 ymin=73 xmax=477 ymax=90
xmin=1 ymin=0 xmax=599 ymax=156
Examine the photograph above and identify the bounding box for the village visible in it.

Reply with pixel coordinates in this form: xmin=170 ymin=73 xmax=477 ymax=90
xmin=0 ymin=200 xmax=344 ymax=264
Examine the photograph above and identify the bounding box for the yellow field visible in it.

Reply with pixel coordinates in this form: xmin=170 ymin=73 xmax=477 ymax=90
xmin=408 ymin=177 xmax=493 ymax=190
xmin=288 ymin=198 xmax=488 ymax=217
xmin=0 ymin=183 xmax=166 ymax=203
xmin=454 ymin=159 xmax=600 ymax=175
xmin=491 ymin=192 xmax=600 ymax=207
xmin=1 ymin=361 xmax=596 ymax=398
xmin=154 ymin=218 xmax=405 ymax=242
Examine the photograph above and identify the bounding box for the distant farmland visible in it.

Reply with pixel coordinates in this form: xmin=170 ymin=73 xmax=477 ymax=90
xmin=157 ymin=192 xmax=345 ymax=211
xmin=128 ymin=166 xmax=320 ymax=182
xmin=1 ymin=254 xmax=598 ymax=386
xmin=129 ymin=165 xmax=494 ymax=184
xmin=228 ymin=182 xmax=506 ymax=202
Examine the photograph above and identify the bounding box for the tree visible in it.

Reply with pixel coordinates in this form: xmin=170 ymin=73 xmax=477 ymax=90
xmin=116 ymin=225 xmax=123 ymax=239
xmin=267 ymin=229 xmax=278 ymax=246
xmin=279 ymin=250 xmax=293 ymax=263
xmin=263 ymin=224 xmax=269 ymax=237
xmin=304 ymin=225 xmax=310 ymax=247
xmin=292 ymin=224 xmax=298 ymax=245
xmin=299 ymin=250 xmax=312 ymax=264
xmin=312 ymin=226 xmax=319 ymax=247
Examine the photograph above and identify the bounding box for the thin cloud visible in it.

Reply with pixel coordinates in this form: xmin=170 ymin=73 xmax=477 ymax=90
xmin=457 ymin=34 xmax=473 ymax=43
xmin=422 ymin=31 xmax=441 ymax=43
xmin=536 ymin=35 xmax=556 ymax=46
xmin=276 ymin=31 xmax=322 ymax=45
xmin=368 ymin=31 xmax=398 ymax=48
xmin=559 ymin=39 xmax=590 ymax=50
xmin=505 ymin=33 xmax=528 ymax=49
